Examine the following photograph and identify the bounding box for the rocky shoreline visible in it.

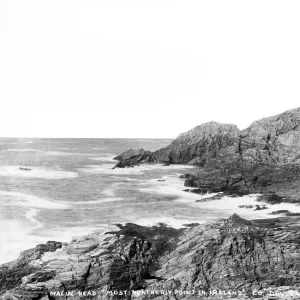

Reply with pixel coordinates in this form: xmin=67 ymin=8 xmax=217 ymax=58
xmin=2 ymin=107 xmax=300 ymax=299
xmin=114 ymin=108 xmax=300 ymax=204
xmin=1 ymin=214 xmax=300 ymax=299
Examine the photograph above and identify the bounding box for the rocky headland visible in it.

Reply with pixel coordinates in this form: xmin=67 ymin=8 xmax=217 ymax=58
xmin=114 ymin=107 xmax=300 ymax=204
xmin=2 ymin=108 xmax=300 ymax=299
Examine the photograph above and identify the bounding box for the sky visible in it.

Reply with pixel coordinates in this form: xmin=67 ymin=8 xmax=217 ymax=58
xmin=0 ymin=0 xmax=300 ymax=139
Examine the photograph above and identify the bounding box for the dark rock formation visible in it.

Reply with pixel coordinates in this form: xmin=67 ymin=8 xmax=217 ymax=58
xmin=270 ymin=210 xmax=300 ymax=217
xmin=238 ymin=204 xmax=268 ymax=210
xmin=113 ymin=148 xmax=155 ymax=168
xmin=154 ymin=122 xmax=241 ymax=166
xmin=115 ymin=108 xmax=300 ymax=168
xmin=114 ymin=108 xmax=300 ymax=203
xmin=19 ymin=167 xmax=32 ymax=171
xmin=1 ymin=215 xmax=300 ymax=299
xmin=0 ymin=224 xmax=182 ymax=300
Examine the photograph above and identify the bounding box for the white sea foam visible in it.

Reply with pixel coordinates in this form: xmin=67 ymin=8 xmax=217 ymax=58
xmin=0 ymin=220 xmax=116 ymax=264
xmin=102 ymin=189 xmax=116 ymax=196
xmin=5 ymin=148 xmax=39 ymax=152
xmin=65 ymin=197 xmax=123 ymax=205
xmin=44 ymin=151 xmax=93 ymax=156
xmin=42 ymin=226 xmax=117 ymax=246
xmin=4 ymin=148 xmax=93 ymax=156
xmin=0 ymin=190 xmax=120 ymax=263
xmin=138 ymin=175 xmax=300 ymax=220
xmin=134 ymin=139 xmax=157 ymax=142
xmin=0 ymin=166 xmax=78 ymax=179
xmin=79 ymin=163 xmax=195 ymax=176
xmin=24 ymin=208 xmax=40 ymax=224
xmin=0 ymin=220 xmax=47 ymax=264
xmin=0 ymin=191 xmax=70 ymax=264
xmin=133 ymin=216 xmax=204 ymax=229
xmin=110 ymin=176 xmax=142 ymax=182
xmin=89 ymin=155 xmax=116 ymax=162
xmin=139 ymin=175 xmax=214 ymax=200
xmin=0 ymin=191 xmax=69 ymax=209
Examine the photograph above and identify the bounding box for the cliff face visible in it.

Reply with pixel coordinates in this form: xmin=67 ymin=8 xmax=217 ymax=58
xmin=115 ymin=108 xmax=300 ymax=167
xmin=1 ymin=215 xmax=300 ymax=300
xmin=153 ymin=107 xmax=300 ymax=167
xmin=240 ymin=107 xmax=300 ymax=165
xmin=114 ymin=108 xmax=300 ymax=202
xmin=0 ymin=224 xmax=182 ymax=300
xmin=154 ymin=122 xmax=240 ymax=167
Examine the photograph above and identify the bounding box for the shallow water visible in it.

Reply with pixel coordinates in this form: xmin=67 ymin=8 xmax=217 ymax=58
xmin=1 ymin=138 xmax=300 ymax=264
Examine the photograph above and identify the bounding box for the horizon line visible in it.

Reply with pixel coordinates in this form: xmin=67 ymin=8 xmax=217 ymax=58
xmin=0 ymin=136 xmax=174 ymax=140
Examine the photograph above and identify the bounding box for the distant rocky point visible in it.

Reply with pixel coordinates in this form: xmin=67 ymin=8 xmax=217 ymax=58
xmin=114 ymin=108 xmax=300 ymax=203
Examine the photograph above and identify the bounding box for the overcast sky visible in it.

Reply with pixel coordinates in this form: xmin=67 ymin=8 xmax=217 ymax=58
xmin=0 ymin=1 xmax=300 ymax=138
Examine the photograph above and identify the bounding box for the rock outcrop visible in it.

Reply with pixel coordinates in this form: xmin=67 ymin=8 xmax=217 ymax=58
xmin=154 ymin=122 xmax=241 ymax=166
xmin=153 ymin=107 xmax=300 ymax=167
xmin=115 ymin=108 xmax=300 ymax=168
xmin=113 ymin=148 xmax=154 ymax=168
xmin=114 ymin=108 xmax=300 ymax=203
xmin=1 ymin=215 xmax=300 ymax=299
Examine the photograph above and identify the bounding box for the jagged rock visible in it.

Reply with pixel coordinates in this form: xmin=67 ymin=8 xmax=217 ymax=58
xmin=113 ymin=148 xmax=154 ymax=168
xmin=113 ymin=108 xmax=300 ymax=203
xmin=114 ymin=148 xmax=146 ymax=161
xmin=0 ymin=241 xmax=62 ymax=297
xmin=155 ymin=122 xmax=241 ymax=165
xmin=270 ymin=210 xmax=291 ymax=215
xmin=239 ymin=204 xmax=254 ymax=209
xmin=0 ymin=224 xmax=182 ymax=300
xmin=116 ymin=108 xmax=300 ymax=169
xmin=254 ymin=204 xmax=268 ymax=210
xmin=2 ymin=215 xmax=300 ymax=299
xmin=19 ymin=167 xmax=32 ymax=171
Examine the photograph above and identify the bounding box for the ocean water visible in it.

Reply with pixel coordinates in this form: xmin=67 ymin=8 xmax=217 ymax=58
xmin=1 ymin=138 xmax=300 ymax=264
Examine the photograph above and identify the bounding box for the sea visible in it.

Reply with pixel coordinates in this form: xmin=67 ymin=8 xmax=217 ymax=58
xmin=1 ymin=138 xmax=300 ymax=264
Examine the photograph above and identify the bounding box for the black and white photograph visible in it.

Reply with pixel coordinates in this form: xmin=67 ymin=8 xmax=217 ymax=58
xmin=1 ymin=1 xmax=300 ymax=299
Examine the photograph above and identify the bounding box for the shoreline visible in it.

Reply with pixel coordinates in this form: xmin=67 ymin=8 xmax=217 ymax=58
xmin=2 ymin=163 xmax=300 ymax=265
xmin=2 ymin=212 xmax=300 ymax=299
xmin=0 ymin=166 xmax=300 ymax=264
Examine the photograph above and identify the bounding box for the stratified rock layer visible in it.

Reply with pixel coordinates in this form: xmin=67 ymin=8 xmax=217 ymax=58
xmin=1 ymin=215 xmax=300 ymax=300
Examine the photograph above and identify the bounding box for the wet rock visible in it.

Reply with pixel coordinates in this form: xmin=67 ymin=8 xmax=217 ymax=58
xmin=182 ymin=188 xmax=208 ymax=194
xmin=19 ymin=167 xmax=32 ymax=171
xmin=254 ymin=204 xmax=268 ymax=210
xmin=270 ymin=210 xmax=291 ymax=215
xmin=257 ymin=193 xmax=284 ymax=204
xmin=2 ymin=215 xmax=300 ymax=299
xmin=113 ymin=148 xmax=155 ymax=168
xmin=239 ymin=205 xmax=254 ymax=209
